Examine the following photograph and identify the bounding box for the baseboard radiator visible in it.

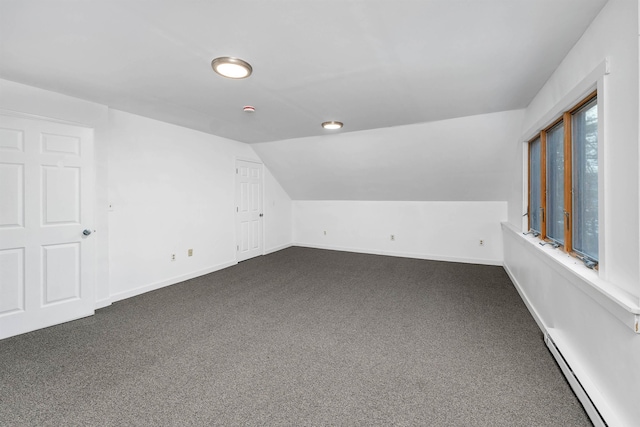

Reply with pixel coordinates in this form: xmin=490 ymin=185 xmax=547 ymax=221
xmin=544 ymin=333 xmax=608 ymax=427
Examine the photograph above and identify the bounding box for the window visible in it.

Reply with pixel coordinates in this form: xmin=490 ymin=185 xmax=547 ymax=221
xmin=527 ymin=92 xmax=598 ymax=266
xmin=546 ymin=122 xmax=565 ymax=245
xmin=529 ymin=137 xmax=542 ymax=234
xmin=572 ymin=97 xmax=598 ymax=261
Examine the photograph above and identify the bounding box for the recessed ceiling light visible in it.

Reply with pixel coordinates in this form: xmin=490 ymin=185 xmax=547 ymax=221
xmin=211 ymin=57 xmax=253 ymax=79
xmin=322 ymin=121 xmax=343 ymax=130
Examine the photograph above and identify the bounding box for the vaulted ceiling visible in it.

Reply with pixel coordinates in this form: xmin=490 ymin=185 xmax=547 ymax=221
xmin=0 ymin=0 xmax=607 ymax=144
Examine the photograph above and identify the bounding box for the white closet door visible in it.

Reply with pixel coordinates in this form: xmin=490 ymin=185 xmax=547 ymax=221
xmin=0 ymin=115 xmax=95 ymax=340
xmin=235 ymin=160 xmax=263 ymax=262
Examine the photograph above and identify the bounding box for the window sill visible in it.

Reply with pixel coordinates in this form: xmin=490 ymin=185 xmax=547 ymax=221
xmin=501 ymin=222 xmax=640 ymax=333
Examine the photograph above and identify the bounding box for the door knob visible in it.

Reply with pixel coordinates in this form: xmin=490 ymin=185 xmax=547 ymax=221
xmin=259 ymin=213 xmax=263 ymax=217
xmin=82 ymin=229 xmax=92 ymax=236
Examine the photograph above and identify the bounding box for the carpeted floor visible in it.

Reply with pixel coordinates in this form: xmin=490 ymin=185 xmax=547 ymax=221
xmin=0 ymin=247 xmax=591 ymax=426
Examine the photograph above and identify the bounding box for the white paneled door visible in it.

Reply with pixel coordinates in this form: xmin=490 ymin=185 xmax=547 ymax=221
xmin=236 ymin=160 xmax=263 ymax=262
xmin=0 ymin=115 xmax=95 ymax=340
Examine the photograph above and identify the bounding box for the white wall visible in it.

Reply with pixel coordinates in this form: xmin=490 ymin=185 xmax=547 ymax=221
xmin=0 ymin=78 xmax=293 ymax=307
xmin=504 ymin=0 xmax=640 ymax=425
xmin=294 ymin=201 xmax=506 ymax=265
xmin=264 ymin=168 xmax=293 ymax=253
xmin=256 ymin=110 xmax=522 ymax=266
xmin=503 ymin=225 xmax=639 ymax=426
xmin=107 ymin=110 xmax=291 ymax=301
xmin=521 ymin=0 xmax=639 ymax=295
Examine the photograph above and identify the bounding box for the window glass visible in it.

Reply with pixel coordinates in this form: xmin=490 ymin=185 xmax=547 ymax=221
xmin=529 ymin=137 xmax=541 ymax=233
xmin=572 ymin=99 xmax=598 ymax=260
xmin=526 ymin=92 xmax=598 ymax=267
xmin=546 ymin=123 xmax=565 ymax=244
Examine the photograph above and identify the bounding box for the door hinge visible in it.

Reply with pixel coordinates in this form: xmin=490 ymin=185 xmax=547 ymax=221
xmin=236 ymin=168 xmax=238 ymax=174
xmin=236 ymin=245 xmax=239 ymax=251
xmin=236 ymin=207 xmax=238 ymax=212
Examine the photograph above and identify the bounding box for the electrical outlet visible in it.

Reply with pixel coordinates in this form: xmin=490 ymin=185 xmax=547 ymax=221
xmin=390 ymin=235 xmax=395 ymax=241
xmin=479 ymin=240 xmax=484 ymax=246
xmin=188 ymin=249 xmax=193 ymax=257
xmin=171 ymin=254 xmax=176 ymax=261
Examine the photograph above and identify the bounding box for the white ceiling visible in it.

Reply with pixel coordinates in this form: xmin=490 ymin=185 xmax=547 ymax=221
xmin=0 ymin=0 xmax=607 ymax=144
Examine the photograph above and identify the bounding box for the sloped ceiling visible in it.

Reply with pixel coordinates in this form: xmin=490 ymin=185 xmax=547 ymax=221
xmin=253 ymin=109 xmax=525 ymax=201
xmin=0 ymin=0 xmax=607 ymax=144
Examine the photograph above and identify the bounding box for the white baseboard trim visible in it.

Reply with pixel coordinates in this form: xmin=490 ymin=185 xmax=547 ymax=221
xmin=503 ymin=261 xmax=617 ymax=427
xmin=108 ymin=260 xmax=237 ymax=304
xmin=264 ymin=243 xmax=293 ymax=255
xmin=293 ymin=242 xmax=503 ymax=266
xmin=95 ymin=298 xmax=112 ymax=310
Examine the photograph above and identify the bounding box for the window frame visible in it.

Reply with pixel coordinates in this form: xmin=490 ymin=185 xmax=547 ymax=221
xmin=527 ymin=90 xmax=598 ymax=266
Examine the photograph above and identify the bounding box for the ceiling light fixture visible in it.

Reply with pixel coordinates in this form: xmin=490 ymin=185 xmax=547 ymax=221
xmin=211 ymin=57 xmax=253 ymax=79
xmin=322 ymin=121 xmax=343 ymax=130
xmin=243 ymin=106 xmax=256 ymax=113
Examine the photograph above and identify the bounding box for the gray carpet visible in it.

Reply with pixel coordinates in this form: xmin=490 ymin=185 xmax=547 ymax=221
xmin=0 ymin=247 xmax=591 ymax=426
